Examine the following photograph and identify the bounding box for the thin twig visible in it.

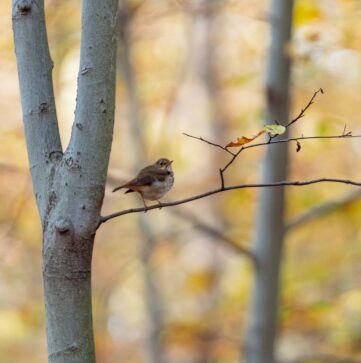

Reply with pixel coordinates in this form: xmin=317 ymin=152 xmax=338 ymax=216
xmin=184 ymin=132 xmax=361 ymax=187
xmin=99 ymin=178 xmax=361 ymax=227
xmin=286 ymin=88 xmax=323 ymax=128
xmin=219 ymin=169 xmax=225 ymax=189
xmin=183 ymin=133 xmax=235 ymax=156
xmin=188 ymin=133 xmax=360 ymax=155
xmin=184 ymin=89 xmax=328 ymax=187
xmin=240 ymin=133 xmax=360 ymax=152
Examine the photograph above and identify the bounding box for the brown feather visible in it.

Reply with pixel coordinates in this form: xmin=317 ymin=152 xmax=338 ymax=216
xmin=112 ymin=158 xmax=174 ymax=198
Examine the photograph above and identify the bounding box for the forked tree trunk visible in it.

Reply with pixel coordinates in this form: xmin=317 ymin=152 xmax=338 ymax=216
xmin=244 ymin=1 xmax=294 ymax=362
xmin=12 ymin=1 xmax=118 ymax=362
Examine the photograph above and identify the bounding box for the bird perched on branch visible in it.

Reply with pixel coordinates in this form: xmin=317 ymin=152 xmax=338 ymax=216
xmin=112 ymin=158 xmax=174 ymax=208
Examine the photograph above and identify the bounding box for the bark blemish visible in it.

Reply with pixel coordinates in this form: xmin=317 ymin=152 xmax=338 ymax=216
xmin=49 ymin=343 xmax=81 ymax=359
xmin=76 ymin=123 xmax=83 ymax=130
xmin=65 ymin=270 xmax=91 ymax=281
xmin=55 ymin=218 xmax=73 ymax=234
xmin=49 ymin=191 xmax=57 ymax=209
xmin=68 ymin=343 xmax=81 ymax=353
xmin=80 ymin=66 xmax=92 ymax=75
xmin=64 ymin=156 xmax=81 ymax=171
xmin=15 ymin=0 xmax=33 ymax=16
xmin=49 ymin=151 xmax=63 ymax=163
xmin=99 ymin=98 xmax=107 ymax=113
xmin=29 ymin=102 xmax=53 ymax=116
xmin=43 ymin=191 xmax=58 ymax=231
xmin=39 ymin=102 xmax=49 ymax=112
xmin=19 ymin=5 xmax=31 ymax=15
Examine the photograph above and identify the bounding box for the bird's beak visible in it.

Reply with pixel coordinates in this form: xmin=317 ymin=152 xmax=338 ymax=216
xmin=170 ymin=160 xmax=174 ymax=164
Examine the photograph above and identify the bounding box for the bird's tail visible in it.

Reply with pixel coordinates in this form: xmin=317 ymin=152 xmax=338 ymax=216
xmin=112 ymin=185 xmax=126 ymax=193
xmin=112 ymin=185 xmax=134 ymax=194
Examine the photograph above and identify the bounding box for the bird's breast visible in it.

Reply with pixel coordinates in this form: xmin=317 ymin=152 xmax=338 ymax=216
xmin=141 ymin=174 xmax=174 ymax=200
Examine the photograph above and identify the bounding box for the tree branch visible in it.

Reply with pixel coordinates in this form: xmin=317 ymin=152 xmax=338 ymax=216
xmin=184 ymin=133 xmax=360 ymax=158
xmin=183 ymin=132 xmax=361 ymax=188
xmin=66 ymin=0 xmax=119 ymax=186
xmin=183 ymin=133 xmax=235 ymax=156
xmin=171 ymin=209 xmax=257 ymax=266
xmin=12 ymin=0 xmax=62 ymax=216
xmin=286 ymin=88 xmax=323 ymax=128
xmin=99 ymin=178 xmax=361 ymax=227
xmin=184 ymin=89 xmax=329 ymax=187
xmin=286 ymin=188 xmax=361 ymax=231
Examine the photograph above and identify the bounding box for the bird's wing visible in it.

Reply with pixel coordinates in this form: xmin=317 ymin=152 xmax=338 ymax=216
xmin=129 ymin=174 xmax=156 ymax=187
xmin=112 ymin=166 xmax=171 ymax=192
xmin=139 ymin=165 xmax=170 ymax=176
xmin=112 ymin=175 xmax=155 ymax=192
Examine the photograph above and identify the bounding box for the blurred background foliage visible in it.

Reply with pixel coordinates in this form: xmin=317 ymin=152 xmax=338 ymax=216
xmin=1 ymin=0 xmax=361 ymax=362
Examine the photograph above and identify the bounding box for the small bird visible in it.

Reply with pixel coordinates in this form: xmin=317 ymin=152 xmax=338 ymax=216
xmin=112 ymin=158 xmax=174 ymax=208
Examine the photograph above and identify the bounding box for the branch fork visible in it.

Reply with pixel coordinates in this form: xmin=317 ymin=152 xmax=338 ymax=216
xmin=102 ymin=89 xmax=361 ymax=226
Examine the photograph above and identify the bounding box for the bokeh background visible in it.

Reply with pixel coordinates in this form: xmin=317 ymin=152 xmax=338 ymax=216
xmin=1 ymin=0 xmax=361 ymax=362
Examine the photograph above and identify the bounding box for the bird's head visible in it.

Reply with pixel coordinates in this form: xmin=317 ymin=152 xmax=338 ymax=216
xmin=155 ymin=158 xmax=173 ymax=171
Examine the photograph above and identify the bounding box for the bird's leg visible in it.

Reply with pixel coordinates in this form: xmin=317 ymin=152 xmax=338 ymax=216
xmin=141 ymin=194 xmax=148 ymax=212
xmin=157 ymin=200 xmax=163 ymax=209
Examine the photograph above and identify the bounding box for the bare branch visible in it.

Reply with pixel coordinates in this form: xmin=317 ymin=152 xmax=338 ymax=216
xmin=12 ymin=0 xmax=62 ymax=216
xmin=286 ymin=188 xmax=361 ymax=231
xmin=183 ymin=133 xmax=235 ymax=156
xmin=286 ymin=88 xmax=323 ymax=128
xmin=184 ymin=132 xmax=360 ymax=157
xmin=184 ymin=131 xmax=361 ymax=188
xmin=184 ymin=89 xmax=329 ymax=188
xmin=66 ymin=0 xmax=118 ymax=185
xmin=241 ymin=133 xmax=360 ymax=152
xmin=100 ymin=178 xmax=361 ymax=227
xmin=219 ymin=169 xmax=225 ymax=189
xmin=171 ymin=209 xmax=257 ymax=266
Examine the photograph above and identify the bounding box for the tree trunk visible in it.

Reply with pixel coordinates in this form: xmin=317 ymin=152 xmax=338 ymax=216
xmin=12 ymin=0 xmax=118 ymax=362
xmin=118 ymin=4 xmax=165 ymax=363
xmin=244 ymin=1 xmax=294 ymax=363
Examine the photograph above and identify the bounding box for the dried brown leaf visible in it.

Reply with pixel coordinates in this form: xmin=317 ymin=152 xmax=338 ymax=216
xmin=226 ymin=130 xmax=265 ymax=148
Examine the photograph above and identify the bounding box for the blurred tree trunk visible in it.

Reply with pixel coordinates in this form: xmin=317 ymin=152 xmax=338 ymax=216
xmin=12 ymin=1 xmax=118 ymax=362
xmin=244 ymin=1 xmax=294 ymax=363
xmin=118 ymin=3 xmax=165 ymax=363
xmin=187 ymin=2 xmax=230 ymax=362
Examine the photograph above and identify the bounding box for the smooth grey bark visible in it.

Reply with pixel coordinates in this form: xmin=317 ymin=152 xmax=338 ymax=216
xmin=12 ymin=1 xmax=118 ymax=362
xmin=12 ymin=0 xmax=63 ymax=220
xmin=244 ymin=1 xmax=294 ymax=363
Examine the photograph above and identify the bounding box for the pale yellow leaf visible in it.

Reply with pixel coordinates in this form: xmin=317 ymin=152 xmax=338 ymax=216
xmin=264 ymin=124 xmax=286 ymax=136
